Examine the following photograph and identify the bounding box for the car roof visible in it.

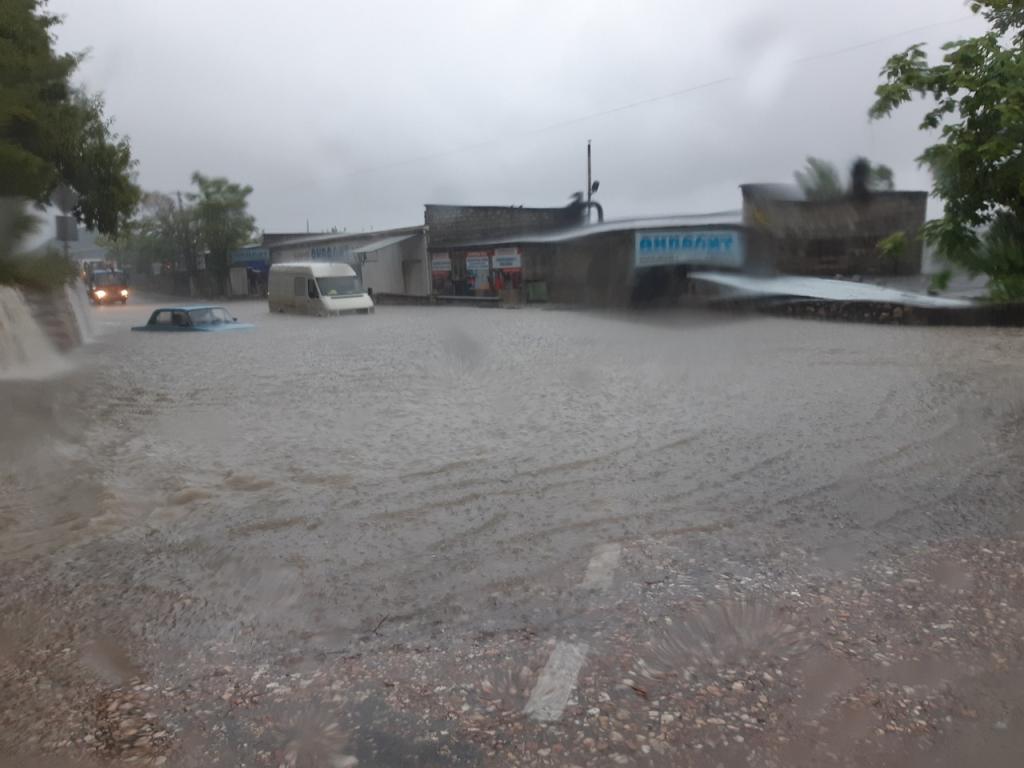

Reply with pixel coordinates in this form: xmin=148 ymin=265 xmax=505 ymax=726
xmin=270 ymin=261 xmax=357 ymax=277
xmin=151 ymin=306 xmax=228 ymax=313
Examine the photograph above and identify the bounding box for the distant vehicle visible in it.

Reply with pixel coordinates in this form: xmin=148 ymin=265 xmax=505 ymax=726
xmin=131 ymin=306 xmax=254 ymax=332
xmin=87 ymin=269 xmax=129 ymax=305
xmin=268 ymin=262 xmax=374 ymax=316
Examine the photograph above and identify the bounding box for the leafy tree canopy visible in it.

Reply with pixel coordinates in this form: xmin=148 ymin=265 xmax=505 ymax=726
xmin=188 ymin=172 xmax=256 ymax=294
xmin=111 ymin=174 xmax=255 ymax=296
xmin=794 ymin=156 xmax=895 ymax=200
xmin=0 ymin=0 xmax=139 ymax=235
xmin=870 ymin=0 xmax=1024 ymax=298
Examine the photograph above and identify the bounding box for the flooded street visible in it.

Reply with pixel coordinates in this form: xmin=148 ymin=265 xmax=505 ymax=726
xmin=3 ymin=300 xmax=1024 ymax=766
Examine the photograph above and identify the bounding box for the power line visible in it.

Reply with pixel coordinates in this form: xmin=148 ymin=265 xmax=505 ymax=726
xmin=298 ymin=15 xmax=976 ymax=186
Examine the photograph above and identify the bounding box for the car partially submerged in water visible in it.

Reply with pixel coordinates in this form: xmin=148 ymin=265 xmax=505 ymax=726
xmin=131 ymin=306 xmax=254 ymax=332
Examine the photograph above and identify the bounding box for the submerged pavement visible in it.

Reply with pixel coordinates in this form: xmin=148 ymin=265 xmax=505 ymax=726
xmin=2 ymin=300 xmax=1023 ymax=765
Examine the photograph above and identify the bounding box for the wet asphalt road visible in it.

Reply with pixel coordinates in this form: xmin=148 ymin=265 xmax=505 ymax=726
xmin=2 ymin=297 xmax=1024 ymax=765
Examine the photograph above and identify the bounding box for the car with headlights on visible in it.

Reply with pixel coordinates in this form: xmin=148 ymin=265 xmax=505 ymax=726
xmin=87 ymin=269 xmax=130 ymax=304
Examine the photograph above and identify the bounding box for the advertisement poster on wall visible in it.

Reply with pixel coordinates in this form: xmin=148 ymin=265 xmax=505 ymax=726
xmin=492 ymin=247 xmax=522 ymax=271
xmin=465 ymin=252 xmax=491 ymax=291
xmin=431 ymin=253 xmax=451 ymax=274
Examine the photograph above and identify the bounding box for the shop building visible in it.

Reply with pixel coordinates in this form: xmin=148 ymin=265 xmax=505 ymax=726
xmin=741 ymin=184 xmax=927 ymax=276
xmin=264 ymin=226 xmax=430 ymax=298
xmin=428 ymin=211 xmax=747 ymax=307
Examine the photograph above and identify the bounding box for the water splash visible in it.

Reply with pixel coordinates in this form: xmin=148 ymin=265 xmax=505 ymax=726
xmin=629 ymin=600 xmax=809 ymax=693
xmin=65 ymin=280 xmax=94 ymax=343
xmin=0 ymin=285 xmax=69 ymax=380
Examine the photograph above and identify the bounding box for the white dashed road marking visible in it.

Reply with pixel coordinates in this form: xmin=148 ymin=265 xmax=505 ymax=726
xmin=524 ymin=542 xmax=623 ymax=721
xmin=523 ymin=641 xmax=590 ymax=722
xmin=580 ymin=543 xmax=621 ymax=591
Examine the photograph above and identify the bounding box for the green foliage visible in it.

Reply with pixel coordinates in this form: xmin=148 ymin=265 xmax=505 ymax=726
xmin=188 ymin=172 xmax=256 ymax=294
xmin=878 ymin=230 xmax=908 ymax=257
xmin=0 ymin=0 xmax=139 ymax=235
xmin=930 ymin=269 xmax=953 ymax=292
xmin=0 ymin=248 xmax=77 ymax=290
xmin=794 ymin=157 xmax=844 ymax=200
xmin=114 ymin=175 xmax=255 ymax=296
xmin=795 ymin=156 xmax=896 ymax=199
xmin=107 ymin=191 xmax=199 ymax=277
xmin=964 ymin=212 xmax=1024 ymax=301
xmin=877 ymin=230 xmax=908 ymax=273
xmin=870 ymin=0 xmax=1024 ymax=298
xmin=870 ymin=163 xmax=895 ymax=191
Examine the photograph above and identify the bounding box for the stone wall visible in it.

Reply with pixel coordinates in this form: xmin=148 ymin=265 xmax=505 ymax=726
xmin=742 ymin=187 xmax=927 ymax=276
xmin=425 ymin=204 xmax=583 ymax=249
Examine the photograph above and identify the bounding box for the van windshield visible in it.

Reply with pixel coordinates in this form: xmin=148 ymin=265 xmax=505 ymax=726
xmin=316 ymin=276 xmax=363 ymax=297
xmin=92 ymin=271 xmax=126 ymax=286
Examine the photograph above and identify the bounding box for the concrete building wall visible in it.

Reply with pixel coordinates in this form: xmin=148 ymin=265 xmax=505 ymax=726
xmin=742 ymin=188 xmax=927 ymax=276
xmin=425 ymin=204 xmax=583 ymax=249
xmin=361 ymin=244 xmax=404 ymax=295
xmin=398 ymin=233 xmax=430 ymax=296
xmin=521 ymin=232 xmax=636 ymax=307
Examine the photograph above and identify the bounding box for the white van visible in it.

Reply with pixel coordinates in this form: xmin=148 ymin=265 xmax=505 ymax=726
xmin=268 ymin=262 xmax=375 ymax=316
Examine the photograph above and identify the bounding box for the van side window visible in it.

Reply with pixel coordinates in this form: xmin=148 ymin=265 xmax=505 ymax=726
xmin=294 ymin=277 xmax=306 ymax=297
xmin=307 ymin=279 xmax=318 ymax=299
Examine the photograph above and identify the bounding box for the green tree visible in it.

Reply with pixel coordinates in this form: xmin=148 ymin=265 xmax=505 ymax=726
xmin=107 ymin=191 xmax=200 ymax=278
xmin=795 ymin=156 xmax=896 ymax=200
xmin=0 ymin=0 xmax=139 ymax=235
xmin=794 ymin=157 xmax=844 ymax=200
xmin=188 ymin=172 xmax=255 ymax=296
xmin=870 ymin=0 xmax=1024 ymax=299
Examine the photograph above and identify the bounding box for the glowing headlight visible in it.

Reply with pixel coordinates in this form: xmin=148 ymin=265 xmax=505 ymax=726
xmin=120 ymin=289 xmax=129 ymax=297
xmin=95 ymin=289 xmax=107 ymax=299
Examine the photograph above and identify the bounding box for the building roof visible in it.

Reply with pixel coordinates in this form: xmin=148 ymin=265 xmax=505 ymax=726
xmin=269 ymin=261 xmax=358 ymax=276
xmin=352 ymin=233 xmax=417 ymax=253
xmin=692 ymin=271 xmax=974 ymax=309
xmin=438 ymin=211 xmax=743 ymax=249
xmin=740 ymin=183 xmax=807 ymax=201
xmin=266 ymin=226 xmax=424 ymax=251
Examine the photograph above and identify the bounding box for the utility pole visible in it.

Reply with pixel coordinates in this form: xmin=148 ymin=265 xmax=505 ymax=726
xmin=586 ymin=140 xmax=592 ymax=206
xmin=178 ymin=190 xmax=195 ymax=297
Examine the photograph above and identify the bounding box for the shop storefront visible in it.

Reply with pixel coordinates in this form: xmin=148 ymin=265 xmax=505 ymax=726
xmin=431 ymin=247 xmax=523 ymax=298
xmin=229 ymin=246 xmax=271 ymax=297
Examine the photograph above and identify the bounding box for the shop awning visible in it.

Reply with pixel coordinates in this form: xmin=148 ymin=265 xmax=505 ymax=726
xmin=353 ymin=234 xmax=416 ymax=254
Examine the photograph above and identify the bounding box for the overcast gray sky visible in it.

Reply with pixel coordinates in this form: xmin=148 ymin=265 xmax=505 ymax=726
xmin=49 ymin=0 xmax=984 ymax=234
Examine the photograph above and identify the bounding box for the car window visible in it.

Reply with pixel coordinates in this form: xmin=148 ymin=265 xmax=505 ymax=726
xmin=151 ymin=310 xmax=172 ymax=325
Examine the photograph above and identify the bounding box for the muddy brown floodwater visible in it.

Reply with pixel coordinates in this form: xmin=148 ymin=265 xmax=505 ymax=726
xmin=2 ymin=300 xmax=1023 ymax=766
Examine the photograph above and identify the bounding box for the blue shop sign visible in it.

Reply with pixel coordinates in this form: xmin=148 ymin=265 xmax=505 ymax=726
xmin=230 ymin=247 xmax=270 ymax=266
xmin=634 ymin=230 xmax=743 ymax=268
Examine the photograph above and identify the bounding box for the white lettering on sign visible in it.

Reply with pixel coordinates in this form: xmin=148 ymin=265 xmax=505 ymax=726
xmin=634 ymin=230 xmax=743 ymax=268
xmin=493 ymin=247 xmax=522 ymax=270
xmin=465 ymin=253 xmax=491 ymax=273
xmin=431 ymin=254 xmax=451 ymax=273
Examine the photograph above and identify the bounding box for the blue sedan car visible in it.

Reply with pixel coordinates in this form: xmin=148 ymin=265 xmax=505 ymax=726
xmin=131 ymin=306 xmax=254 ymax=332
